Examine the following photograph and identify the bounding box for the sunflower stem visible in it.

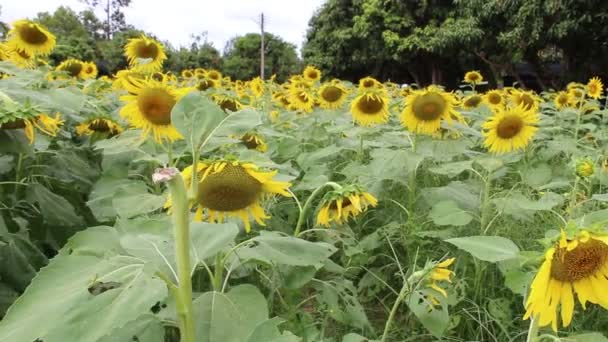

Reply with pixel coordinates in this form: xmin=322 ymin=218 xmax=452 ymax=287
xmin=212 ymin=253 xmax=224 ymax=292
xmin=189 ymin=145 xmax=200 ymax=202
xmin=358 ymin=134 xmax=364 ymax=161
xmin=166 ymin=172 xmax=196 ymax=342
xmin=406 ymin=133 xmax=418 ymax=217
xmin=380 ymin=281 xmax=409 ymax=342
xmin=525 ymin=316 xmax=540 ymax=342
xmin=568 ymin=176 xmax=580 ymax=216
xmin=480 ymin=170 xmax=493 ymax=233
xmin=294 ymin=181 xmax=342 ymax=237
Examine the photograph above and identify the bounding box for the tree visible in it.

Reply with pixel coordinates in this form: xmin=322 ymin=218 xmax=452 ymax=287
xmin=79 ymin=0 xmax=132 ymax=39
xmin=223 ymin=33 xmax=300 ymax=81
xmin=164 ymin=33 xmax=222 ymax=72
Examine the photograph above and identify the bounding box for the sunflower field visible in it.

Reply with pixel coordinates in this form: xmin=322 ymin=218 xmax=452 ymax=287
xmin=2 ymin=19 xmax=608 ymax=342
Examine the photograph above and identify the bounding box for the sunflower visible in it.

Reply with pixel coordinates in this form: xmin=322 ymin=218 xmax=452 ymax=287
xmin=76 ymin=117 xmax=123 ymax=137
xmin=524 ymin=229 xmax=608 ymax=331
xmin=167 ymin=160 xmax=291 ymax=232
xmin=241 ymin=133 xmax=268 ymax=152
xmin=425 ymin=257 xmax=456 ymax=306
xmin=7 ymin=20 xmax=56 ymax=57
xmin=206 ymin=69 xmax=222 ymax=82
xmin=554 ymin=91 xmax=570 ymax=109
xmin=56 ymin=58 xmax=86 ymax=79
xmin=483 ymin=90 xmax=504 ymax=108
xmin=586 ymin=77 xmax=603 ymax=99
xmin=400 ymin=85 xmax=460 ymax=135
xmin=0 ymin=43 xmax=10 ymax=61
xmin=272 ymin=91 xmax=290 ymax=108
xmin=358 ymin=77 xmax=382 ymax=91
xmin=119 ymin=78 xmax=190 ymax=143
xmin=303 ymin=65 xmax=321 ymax=82
xmin=462 ymin=94 xmax=483 ymax=109
xmin=318 ymin=82 xmax=348 ymax=109
xmin=196 ymin=78 xmax=218 ymax=91
xmin=568 ymin=87 xmax=585 ymax=106
xmin=249 ymin=77 xmax=265 ymax=98
xmin=212 ymin=94 xmax=242 ymax=113
xmin=112 ymin=69 xmax=146 ymax=92
xmin=510 ymin=90 xmax=541 ymax=112
xmin=482 ymin=104 xmax=539 ymax=154
xmin=316 ymin=186 xmax=377 ymax=227
xmin=1 ymin=112 xmax=64 ymax=144
xmin=181 ymin=69 xmax=193 ymax=79
xmin=288 ymin=87 xmax=315 ymax=113
xmin=463 ymin=71 xmax=483 ymax=85
xmin=81 ymin=62 xmax=98 ymax=79
xmin=350 ymin=90 xmax=390 ymax=126
xmin=8 ymin=47 xmax=35 ymax=69
xmin=124 ymin=35 xmax=167 ymax=72
xmin=575 ymin=158 xmax=595 ymax=178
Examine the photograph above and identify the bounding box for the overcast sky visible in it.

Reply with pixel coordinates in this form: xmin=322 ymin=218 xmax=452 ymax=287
xmin=1 ymin=0 xmax=326 ymax=53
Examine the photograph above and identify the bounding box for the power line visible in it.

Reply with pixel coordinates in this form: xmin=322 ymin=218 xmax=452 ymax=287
xmin=260 ymin=12 xmax=265 ymax=80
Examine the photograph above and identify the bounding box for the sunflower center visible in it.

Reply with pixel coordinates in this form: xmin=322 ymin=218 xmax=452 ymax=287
xmin=550 ymin=239 xmax=608 ymax=282
xmin=219 ymin=99 xmax=238 ymax=112
xmin=151 ymin=72 xmax=164 ymax=82
xmin=557 ymin=94 xmax=568 ymax=105
xmin=467 ymin=74 xmax=480 ymax=82
xmin=297 ymin=92 xmax=310 ymax=103
xmin=465 ymin=95 xmax=482 ymax=108
xmin=135 ymin=42 xmax=159 ymax=59
xmin=197 ymin=164 xmax=262 ymax=211
xmin=307 ymin=71 xmax=319 ymax=79
xmin=17 ymin=24 xmax=49 ymax=45
xmin=61 ymin=61 xmax=83 ymax=77
xmin=356 ymin=95 xmax=383 ymax=115
xmin=137 ymin=88 xmax=175 ymax=125
xmin=208 ymin=71 xmax=221 ymax=81
xmin=517 ymin=94 xmax=535 ymax=109
xmin=321 ymin=86 xmax=343 ymax=102
xmin=362 ymin=80 xmax=375 ymax=88
xmin=412 ymin=93 xmax=446 ymax=121
xmin=1 ymin=119 xmax=26 ymax=130
xmin=88 ymin=120 xmax=110 ymax=132
xmin=496 ymin=115 xmax=524 ymax=139
xmin=197 ymin=80 xmax=214 ymax=91
xmin=329 ymin=197 xmax=352 ymax=210
xmin=488 ymin=93 xmax=502 ymax=105
xmin=241 ymin=134 xmax=259 ymax=149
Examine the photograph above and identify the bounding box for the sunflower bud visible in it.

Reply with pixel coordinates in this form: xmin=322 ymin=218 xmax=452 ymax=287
xmin=153 ymin=167 xmax=179 ymax=184
xmin=575 ymin=158 xmax=595 ymax=178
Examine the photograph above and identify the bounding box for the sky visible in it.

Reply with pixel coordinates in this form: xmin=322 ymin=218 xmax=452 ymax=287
xmin=1 ymin=0 xmax=326 ymax=53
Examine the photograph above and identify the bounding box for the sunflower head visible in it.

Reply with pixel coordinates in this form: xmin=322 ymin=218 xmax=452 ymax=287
xmin=358 ymin=77 xmax=382 ymax=91
xmin=124 ymin=35 xmax=167 ymax=72
xmin=575 ymin=158 xmax=595 ymax=178
xmin=9 ymin=47 xmax=35 ymax=69
xmin=81 ymin=62 xmax=98 ymax=79
xmin=567 ymin=87 xmax=585 ymax=106
xmin=463 ymin=71 xmax=483 ymax=84
xmin=56 ymin=59 xmax=86 ymax=79
xmin=482 ymin=104 xmax=539 ymax=154
xmin=426 ymin=257 xmax=455 ymax=303
xmin=181 ymin=69 xmax=194 ymax=78
xmin=76 ymin=117 xmax=123 ymax=137
xmin=288 ymin=86 xmax=316 ymax=113
xmin=350 ymin=89 xmax=390 ymax=126
xmin=554 ymin=91 xmax=570 ymax=109
xmin=249 ymin=77 xmax=265 ymax=97
xmin=524 ymin=228 xmax=608 ymax=331
xmin=167 ymin=160 xmax=291 ymax=232
xmin=401 ymin=85 xmax=460 ymax=135
xmin=587 ymin=77 xmax=603 ymax=99
xmin=7 ymin=20 xmax=56 ymax=57
xmin=510 ymin=90 xmax=541 ymax=111
xmin=303 ymin=65 xmax=321 ymax=82
xmin=462 ymin=94 xmax=483 ymax=109
xmin=241 ymin=133 xmax=268 ymax=152
xmin=206 ymin=69 xmax=222 ymax=81
xmin=318 ymin=82 xmax=348 ymax=109
xmin=484 ymin=90 xmax=503 ymax=108
xmin=212 ymin=93 xmax=242 ymax=113
xmin=119 ymin=78 xmax=190 ymax=142
xmin=316 ymin=185 xmax=378 ymax=227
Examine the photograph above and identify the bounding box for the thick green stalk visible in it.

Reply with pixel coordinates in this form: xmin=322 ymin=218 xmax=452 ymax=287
xmin=293 ymin=181 xmax=342 ymax=236
xmin=212 ymin=253 xmax=224 ymax=292
xmin=525 ymin=316 xmax=539 ymax=342
xmin=380 ymin=284 xmax=408 ymax=342
xmin=166 ymin=171 xmax=196 ymax=342
xmin=189 ymin=145 xmax=200 ymax=202
xmin=407 ymin=133 xmax=418 ymax=215
xmin=480 ymin=172 xmax=492 ymax=233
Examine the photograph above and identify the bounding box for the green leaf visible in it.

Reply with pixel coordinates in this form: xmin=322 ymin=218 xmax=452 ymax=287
xmin=97 ymin=314 xmax=164 ymax=342
xmin=171 ymin=92 xmax=226 ymax=149
xmin=429 ymin=160 xmax=472 ymax=178
xmin=0 ymin=255 xmax=168 ymax=342
xmin=314 ymin=279 xmax=372 ymax=331
xmin=406 ymin=290 xmax=449 ymax=338
xmin=567 ymin=333 xmax=608 ymax=342
xmin=342 ymin=333 xmax=379 ymax=342
xmin=429 ymin=200 xmax=473 ymax=226
xmin=190 ymin=222 xmax=240 ymax=261
xmin=247 ymin=318 xmax=300 ymax=342
xmin=422 ymin=181 xmax=480 ymax=212
xmin=592 ymin=194 xmax=608 ymax=202
xmin=0 ymin=155 xmax=14 ymax=174
xmin=112 ymin=183 xmax=165 ymax=218
xmin=521 ymin=163 xmax=552 ymax=187
xmin=26 ymin=183 xmax=84 ymax=227
xmin=445 ymin=236 xmax=520 ymax=262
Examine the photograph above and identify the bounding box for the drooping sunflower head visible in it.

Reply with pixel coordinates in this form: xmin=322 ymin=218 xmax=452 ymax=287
xmin=196 ymin=78 xmax=218 ymax=91
xmin=181 ymin=69 xmax=194 ymax=79
xmin=524 ymin=229 xmax=608 ymax=331
xmin=56 ymin=58 xmax=85 ymax=79
xmin=463 ymin=71 xmax=483 ymax=84
xmin=318 ymin=82 xmax=349 ymax=109
xmin=575 ymin=158 xmax=595 ymax=178
xmin=288 ymin=86 xmax=316 ymax=113
xmin=424 ymin=257 xmax=456 ymax=307
xmin=567 ymin=87 xmax=585 ymax=106
xmin=350 ymin=89 xmax=390 ymax=126
xmin=124 ymin=35 xmax=167 ymax=72
xmin=303 ymin=65 xmax=321 ymax=82
xmin=510 ymin=90 xmax=541 ymax=111
xmin=112 ymin=69 xmax=146 ymax=92
xmin=567 ymin=82 xmax=584 ymax=91
xmin=272 ymin=91 xmax=291 ymax=108
xmin=240 ymin=132 xmax=268 ymax=152
xmin=462 ymin=94 xmax=483 ymax=109
xmin=76 ymin=117 xmax=123 ymax=137
xmin=168 ymin=160 xmax=291 ymax=232
xmin=212 ymin=93 xmax=243 ymax=113
xmin=206 ymin=69 xmax=222 ymax=82
xmin=358 ymin=76 xmax=382 ymax=91
xmin=81 ymin=62 xmax=98 ymax=79
xmin=1 ymin=107 xmax=64 ymax=144
xmin=8 ymin=47 xmax=35 ymax=69
xmin=249 ymin=77 xmax=265 ymax=98
xmin=119 ymin=78 xmax=191 ymax=143
xmin=7 ymin=20 xmax=56 ymax=57
xmin=586 ymin=77 xmax=603 ymax=99
xmin=401 ymin=85 xmax=460 ymax=135
xmin=484 ymin=90 xmax=504 ymax=108
xmin=554 ymin=91 xmax=570 ymax=109
xmin=482 ymin=104 xmax=539 ymax=154
xmin=316 ymin=185 xmax=378 ymax=227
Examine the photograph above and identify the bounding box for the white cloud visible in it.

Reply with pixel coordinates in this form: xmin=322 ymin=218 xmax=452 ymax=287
xmin=1 ymin=0 xmax=325 ymax=53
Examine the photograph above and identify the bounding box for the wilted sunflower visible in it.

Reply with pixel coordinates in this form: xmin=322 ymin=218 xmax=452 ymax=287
xmin=167 ymin=160 xmax=291 ymax=232
xmin=358 ymin=76 xmax=382 ymax=91
xmin=303 ymin=65 xmax=321 ymax=82
xmin=350 ymin=89 xmax=390 ymax=126
xmin=425 ymin=257 xmax=456 ymax=307
xmin=554 ymin=91 xmax=570 ymax=109
xmin=462 ymin=94 xmax=483 ymax=109
xmin=401 ymin=85 xmax=460 ymax=135
xmin=318 ymin=82 xmax=348 ymax=109
xmin=81 ymin=62 xmax=98 ymax=79
xmin=316 ymin=186 xmax=378 ymax=227
xmin=119 ymin=78 xmax=190 ymax=142
xmin=241 ymin=133 xmax=268 ymax=152
xmin=510 ymin=90 xmax=541 ymax=112
xmin=76 ymin=117 xmax=123 ymax=137
xmin=483 ymin=90 xmax=504 ymax=108
xmin=586 ymin=77 xmax=603 ymax=99
xmin=1 ymin=112 xmax=63 ymax=144
xmin=463 ymin=71 xmax=483 ymax=85
xmin=212 ymin=93 xmax=242 ymax=113
xmin=124 ymin=35 xmax=167 ymax=72
xmin=7 ymin=20 xmax=56 ymax=57
xmin=482 ymin=104 xmax=539 ymax=154
xmin=524 ymin=229 xmax=608 ymax=331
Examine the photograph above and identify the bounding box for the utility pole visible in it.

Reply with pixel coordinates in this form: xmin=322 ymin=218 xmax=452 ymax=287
xmin=260 ymin=13 xmax=265 ymax=80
